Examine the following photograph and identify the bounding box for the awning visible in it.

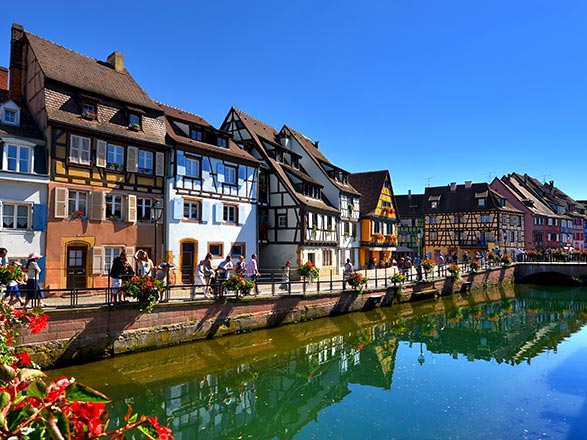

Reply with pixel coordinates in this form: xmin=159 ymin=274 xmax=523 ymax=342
xmin=394 ymin=246 xmax=415 ymax=253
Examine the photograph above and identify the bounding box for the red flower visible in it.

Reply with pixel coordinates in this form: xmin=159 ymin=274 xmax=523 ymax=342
xmin=12 ymin=309 xmax=23 ymax=318
xmin=28 ymin=314 xmax=49 ymax=334
xmin=15 ymin=352 xmax=31 ymax=367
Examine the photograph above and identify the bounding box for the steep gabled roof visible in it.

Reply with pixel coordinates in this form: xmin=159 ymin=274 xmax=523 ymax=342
xmin=501 ymin=174 xmax=561 ymax=217
xmin=232 ymin=108 xmax=337 ymax=213
xmin=395 ymin=193 xmax=425 ymax=217
xmin=25 ymin=31 xmax=158 ymax=111
xmin=421 ymin=182 xmax=522 ymax=214
xmin=160 ymin=103 xmax=257 ymax=165
xmin=348 ymin=170 xmax=389 ymax=215
xmin=283 ymin=125 xmax=361 ymax=196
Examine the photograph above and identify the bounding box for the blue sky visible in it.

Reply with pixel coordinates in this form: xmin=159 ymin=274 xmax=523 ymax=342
xmin=3 ymin=1 xmax=587 ymax=199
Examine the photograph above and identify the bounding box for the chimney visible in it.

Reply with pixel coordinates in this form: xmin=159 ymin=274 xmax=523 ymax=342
xmin=107 ymin=51 xmax=125 ymax=72
xmin=450 ymin=182 xmax=456 ymax=191
xmin=280 ymin=135 xmax=290 ymax=148
xmin=464 ymin=181 xmax=472 ymax=189
xmin=314 ymin=140 xmax=319 ymax=148
xmin=9 ymin=23 xmax=25 ymax=100
xmin=0 ymin=67 xmax=8 ymax=91
xmin=408 ymin=189 xmax=412 ymax=199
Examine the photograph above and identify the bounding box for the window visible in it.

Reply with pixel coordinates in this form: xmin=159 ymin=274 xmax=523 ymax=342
xmin=138 ymin=150 xmax=153 ymax=174
xmin=3 ymin=108 xmax=17 ymax=125
xmin=2 ymin=204 xmax=30 ymax=229
xmin=217 ymin=137 xmax=227 ymax=147
xmin=323 ymin=250 xmax=333 ymax=266
xmin=208 ymin=243 xmax=223 ymax=257
xmin=104 ymin=247 xmax=123 ymax=273
xmin=185 ymin=157 xmax=200 ymax=178
xmin=137 ymin=198 xmax=152 ymax=222
xmin=190 ymin=129 xmax=203 ymax=141
xmin=223 ymin=205 xmax=237 ymax=224
xmin=106 ymin=195 xmax=122 ymax=220
xmin=3 ymin=145 xmax=32 ymax=173
xmin=277 ymin=214 xmax=287 ymax=228
xmin=68 ymin=191 xmax=88 ymax=217
xmin=478 ymin=198 xmax=486 ymax=206
xmin=429 ymin=216 xmax=435 ymax=225
xmin=429 ymin=231 xmax=438 ymax=241
xmin=431 ymin=201 xmax=438 ymax=209
xmin=481 ymin=214 xmax=490 ymax=223
xmin=129 ymin=113 xmax=141 ymax=128
xmin=107 ymin=144 xmax=124 ymax=170
xmin=183 ymin=200 xmax=200 ymax=220
xmin=230 ymin=243 xmax=245 ymax=257
xmin=82 ymin=102 xmax=96 ymax=118
xmin=224 ymin=165 xmax=237 ymax=185
xmin=69 ymin=134 xmax=91 ymax=165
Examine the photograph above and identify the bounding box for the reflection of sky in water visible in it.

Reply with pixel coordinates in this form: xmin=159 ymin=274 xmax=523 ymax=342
xmin=51 ymin=286 xmax=587 ymax=440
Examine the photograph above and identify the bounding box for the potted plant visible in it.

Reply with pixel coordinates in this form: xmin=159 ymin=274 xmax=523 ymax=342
xmin=447 ymin=263 xmax=461 ymax=280
xmin=129 ymin=122 xmax=141 ymax=131
xmin=69 ymin=210 xmax=84 ymax=220
xmin=421 ymin=259 xmax=436 ymax=279
xmin=385 ymin=234 xmax=397 ymax=244
xmin=223 ymin=274 xmax=255 ymax=297
xmin=390 ymin=272 xmax=407 ymax=294
xmin=347 ymin=272 xmax=368 ymax=293
xmin=501 ymin=254 xmax=513 ymax=266
xmin=371 ymin=233 xmax=384 ymax=242
xmin=81 ymin=110 xmax=97 ymax=121
xmin=118 ymin=275 xmax=165 ymax=312
xmin=297 ymin=261 xmax=320 ymax=282
xmin=469 ymin=261 xmax=481 ymax=272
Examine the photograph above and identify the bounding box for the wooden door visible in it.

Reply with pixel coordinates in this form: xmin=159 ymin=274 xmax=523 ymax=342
xmin=181 ymin=242 xmax=195 ymax=284
xmin=67 ymin=246 xmax=86 ymax=289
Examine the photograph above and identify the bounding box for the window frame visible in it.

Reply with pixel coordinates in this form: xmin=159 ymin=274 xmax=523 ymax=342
xmin=3 ymin=108 xmax=18 ymax=125
xmin=68 ymin=190 xmax=88 ymax=217
xmin=208 ymin=242 xmax=224 ymax=258
xmin=105 ymin=194 xmax=123 ymax=220
xmin=137 ymin=197 xmax=153 ymax=222
xmin=104 ymin=246 xmax=124 ymax=274
xmin=230 ymin=243 xmax=245 ymax=258
xmin=106 ymin=143 xmax=124 ymax=171
xmin=129 ymin=113 xmax=141 ymax=129
xmin=3 ymin=144 xmax=33 ymax=173
xmin=190 ymin=128 xmax=203 ymax=141
xmin=185 ymin=157 xmax=201 ymax=179
xmin=137 ymin=150 xmax=154 ymax=175
xmin=69 ymin=134 xmax=91 ymax=166
xmin=223 ymin=204 xmax=237 ymax=224
xmin=277 ymin=214 xmax=287 ymax=228
xmin=1 ymin=203 xmax=31 ymax=230
xmin=183 ymin=200 xmax=201 ymax=221
xmin=224 ymin=165 xmax=237 ymax=185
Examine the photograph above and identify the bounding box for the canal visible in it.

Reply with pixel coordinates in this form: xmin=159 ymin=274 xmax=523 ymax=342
xmin=50 ymin=284 xmax=587 ymax=439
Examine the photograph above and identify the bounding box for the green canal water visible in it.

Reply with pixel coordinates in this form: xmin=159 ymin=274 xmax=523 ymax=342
xmin=50 ymin=285 xmax=587 ymax=439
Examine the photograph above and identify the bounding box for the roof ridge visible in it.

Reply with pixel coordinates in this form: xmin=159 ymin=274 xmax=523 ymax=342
xmin=285 ymin=125 xmax=313 ymax=142
xmin=156 ymin=100 xmax=204 ymax=119
xmin=234 ymin=107 xmax=277 ymax=132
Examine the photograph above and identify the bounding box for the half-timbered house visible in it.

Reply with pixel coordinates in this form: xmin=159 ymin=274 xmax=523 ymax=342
xmin=282 ymin=126 xmax=361 ymax=270
xmin=348 ymin=171 xmax=400 ymax=268
xmin=422 ymin=181 xmax=524 ymax=258
xmin=491 ymin=174 xmax=565 ymax=250
xmin=9 ymin=24 xmax=168 ymax=289
xmin=221 ymin=108 xmax=339 ymax=273
xmin=0 ymin=67 xmax=49 ymax=269
xmin=161 ymin=103 xmax=259 ymax=283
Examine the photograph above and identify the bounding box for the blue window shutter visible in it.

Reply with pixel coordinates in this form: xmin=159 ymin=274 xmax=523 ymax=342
xmin=217 ymin=163 xmax=225 ymax=183
xmin=32 ymin=204 xmax=48 ymax=231
xmin=202 ymin=201 xmax=211 ymax=223
xmin=176 ymin=150 xmax=186 ymax=176
xmin=173 ymin=197 xmax=184 ymax=220
xmin=202 ymin=158 xmax=210 ymax=172
xmin=38 ymin=258 xmax=46 ymax=282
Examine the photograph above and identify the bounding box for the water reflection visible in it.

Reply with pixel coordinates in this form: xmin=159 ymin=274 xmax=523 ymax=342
xmin=51 ymin=285 xmax=587 ymax=439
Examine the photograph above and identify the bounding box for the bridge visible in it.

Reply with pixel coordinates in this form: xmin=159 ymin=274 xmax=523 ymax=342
xmin=515 ymin=262 xmax=587 ymax=285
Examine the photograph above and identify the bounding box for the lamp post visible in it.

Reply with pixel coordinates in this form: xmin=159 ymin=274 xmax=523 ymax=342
xmin=417 ymin=229 xmax=423 ymax=257
xmin=152 ymin=200 xmax=164 ymax=266
xmin=418 ymin=342 xmax=425 ymax=366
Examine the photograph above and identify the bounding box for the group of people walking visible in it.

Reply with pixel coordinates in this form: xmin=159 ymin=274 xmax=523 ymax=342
xmin=0 ymin=247 xmax=46 ymax=308
xmin=192 ymin=253 xmax=261 ymax=299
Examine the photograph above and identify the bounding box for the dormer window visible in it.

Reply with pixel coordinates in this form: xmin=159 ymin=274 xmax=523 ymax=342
xmin=431 ymin=201 xmax=438 ymax=209
xmin=81 ymin=102 xmax=97 ymax=120
xmin=217 ymin=137 xmax=227 ymax=147
xmin=1 ymin=102 xmax=20 ymax=126
xmin=477 ymin=198 xmax=486 ymax=206
xmin=190 ymin=128 xmax=203 ymax=141
xmin=129 ymin=113 xmax=141 ymax=131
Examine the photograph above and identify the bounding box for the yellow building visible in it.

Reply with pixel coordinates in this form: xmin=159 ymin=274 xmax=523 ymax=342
xmin=349 ymin=170 xmax=400 ymax=268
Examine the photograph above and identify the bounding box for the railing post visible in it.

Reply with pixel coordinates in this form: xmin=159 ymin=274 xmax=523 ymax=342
xmin=375 ymin=266 xmax=378 ymax=288
xmin=271 ymin=271 xmax=275 ymax=296
xmin=330 ymin=269 xmax=333 ymax=291
xmin=303 ymin=277 xmax=306 ymax=295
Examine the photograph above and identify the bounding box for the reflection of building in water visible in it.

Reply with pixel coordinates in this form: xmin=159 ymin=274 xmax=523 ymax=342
xmin=105 ymin=290 xmax=587 ymax=439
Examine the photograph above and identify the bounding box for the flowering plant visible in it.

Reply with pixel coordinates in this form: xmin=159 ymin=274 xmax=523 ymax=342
xmin=447 ymin=263 xmax=461 ymax=280
xmin=119 ymin=275 xmax=165 ymax=312
xmin=81 ymin=110 xmax=96 ymax=120
xmin=487 ymin=252 xmax=500 ymax=262
xmin=223 ymin=275 xmax=255 ymax=295
xmin=347 ymin=272 xmax=368 ymax=292
xmin=501 ymin=254 xmax=513 ymax=266
xmin=421 ymin=259 xmax=436 ymax=274
xmin=129 ymin=122 xmax=141 ymax=131
xmin=469 ymin=261 xmax=481 ymax=272
xmin=0 ymin=303 xmax=173 ymax=439
xmin=0 ymin=264 xmax=25 ymax=285
xmin=69 ymin=209 xmax=84 ymax=219
xmin=385 ymin=234 xmax=397 ymax=244
xmin=297 ymin=261 xmax=320 ymax=281
xmin=371 ymin=233 xmax=384 ymax=241
xmin=526 ymin=249 xmax=541 ymax=261
xmin=390 ymin=273 xmax=407 ymax=284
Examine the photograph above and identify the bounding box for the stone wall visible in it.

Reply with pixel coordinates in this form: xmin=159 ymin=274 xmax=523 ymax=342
xmin=19 ymin=265 xmax=515 ymax=369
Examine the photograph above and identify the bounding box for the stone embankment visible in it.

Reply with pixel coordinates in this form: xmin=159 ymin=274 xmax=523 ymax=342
xmin=19 ymin=266 xmax=514 ymax=369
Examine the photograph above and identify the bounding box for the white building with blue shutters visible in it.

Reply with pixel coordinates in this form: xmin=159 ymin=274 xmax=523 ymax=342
xmin=161 ymin=104 xmax=259 ymax=285
xmin=0 ymin=91 xmax=49 ymax=276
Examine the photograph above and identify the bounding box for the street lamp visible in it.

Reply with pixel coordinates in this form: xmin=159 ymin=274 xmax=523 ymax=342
xmin=417 ymin=229 xmax=423 ymax=257
xmin=418 ymin=342 xmax=425 ymax=366
xmin=152 ymin=200 xmax=164 ymax=265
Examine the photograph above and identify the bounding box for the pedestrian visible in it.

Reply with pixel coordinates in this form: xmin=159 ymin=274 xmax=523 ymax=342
xmin=280 ymin=260 xmax=291 ymax=290
xmin=109 ymin=250 xmax=134 ymax=303
xmin=436 ymin=252 xmax=445 ymax=276
xmin=155 ymin=262 xmax=175 ymax=284
xmin=247 ymin=254 xmax=260 ymax=295
xmin=235 ymin=255 xmax=246 ymax=276
xmin=134 ymin=249 xmax=154 ymax=276
xmin=0 ymin=247 xmax=7 ymax=266
xmin=217 ymin=256 xmax=233 ymax=280
xmin=344 ymin=258 xmax=354 ymax=278
xmin=194 ymin=253 xmax=214 ymax=299
xmin=414 ymin=254 xmax=422 ymax=281
xmin=23 ymin=252 xmax=46 ymax=309
xmin=3 ymin=261 xmax=25 ymax=307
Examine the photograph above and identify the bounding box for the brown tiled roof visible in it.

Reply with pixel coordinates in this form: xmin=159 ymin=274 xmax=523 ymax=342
xmin=25 ymin=31 xmax=158 ymax=111
xmin=234 ymin=108 xmax=337 ymax=213
xmin=0 ymin=91 xmax=43 ymax=140
xmin=348 ymin=170 xmax=389 ymax=215
xmin=421 ymin=182 xmax=522 ymax=214
xmin=160 ymin=103 xmax=258 ymax=165
xmin=500 ymin=174 xmax=560 ymax=217
xmin=284 ymin=125 xmax=361 ymax=196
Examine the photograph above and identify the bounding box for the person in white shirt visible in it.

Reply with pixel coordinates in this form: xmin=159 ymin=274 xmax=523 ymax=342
xmin=247 ymin=254 xmax=260 ymax=295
